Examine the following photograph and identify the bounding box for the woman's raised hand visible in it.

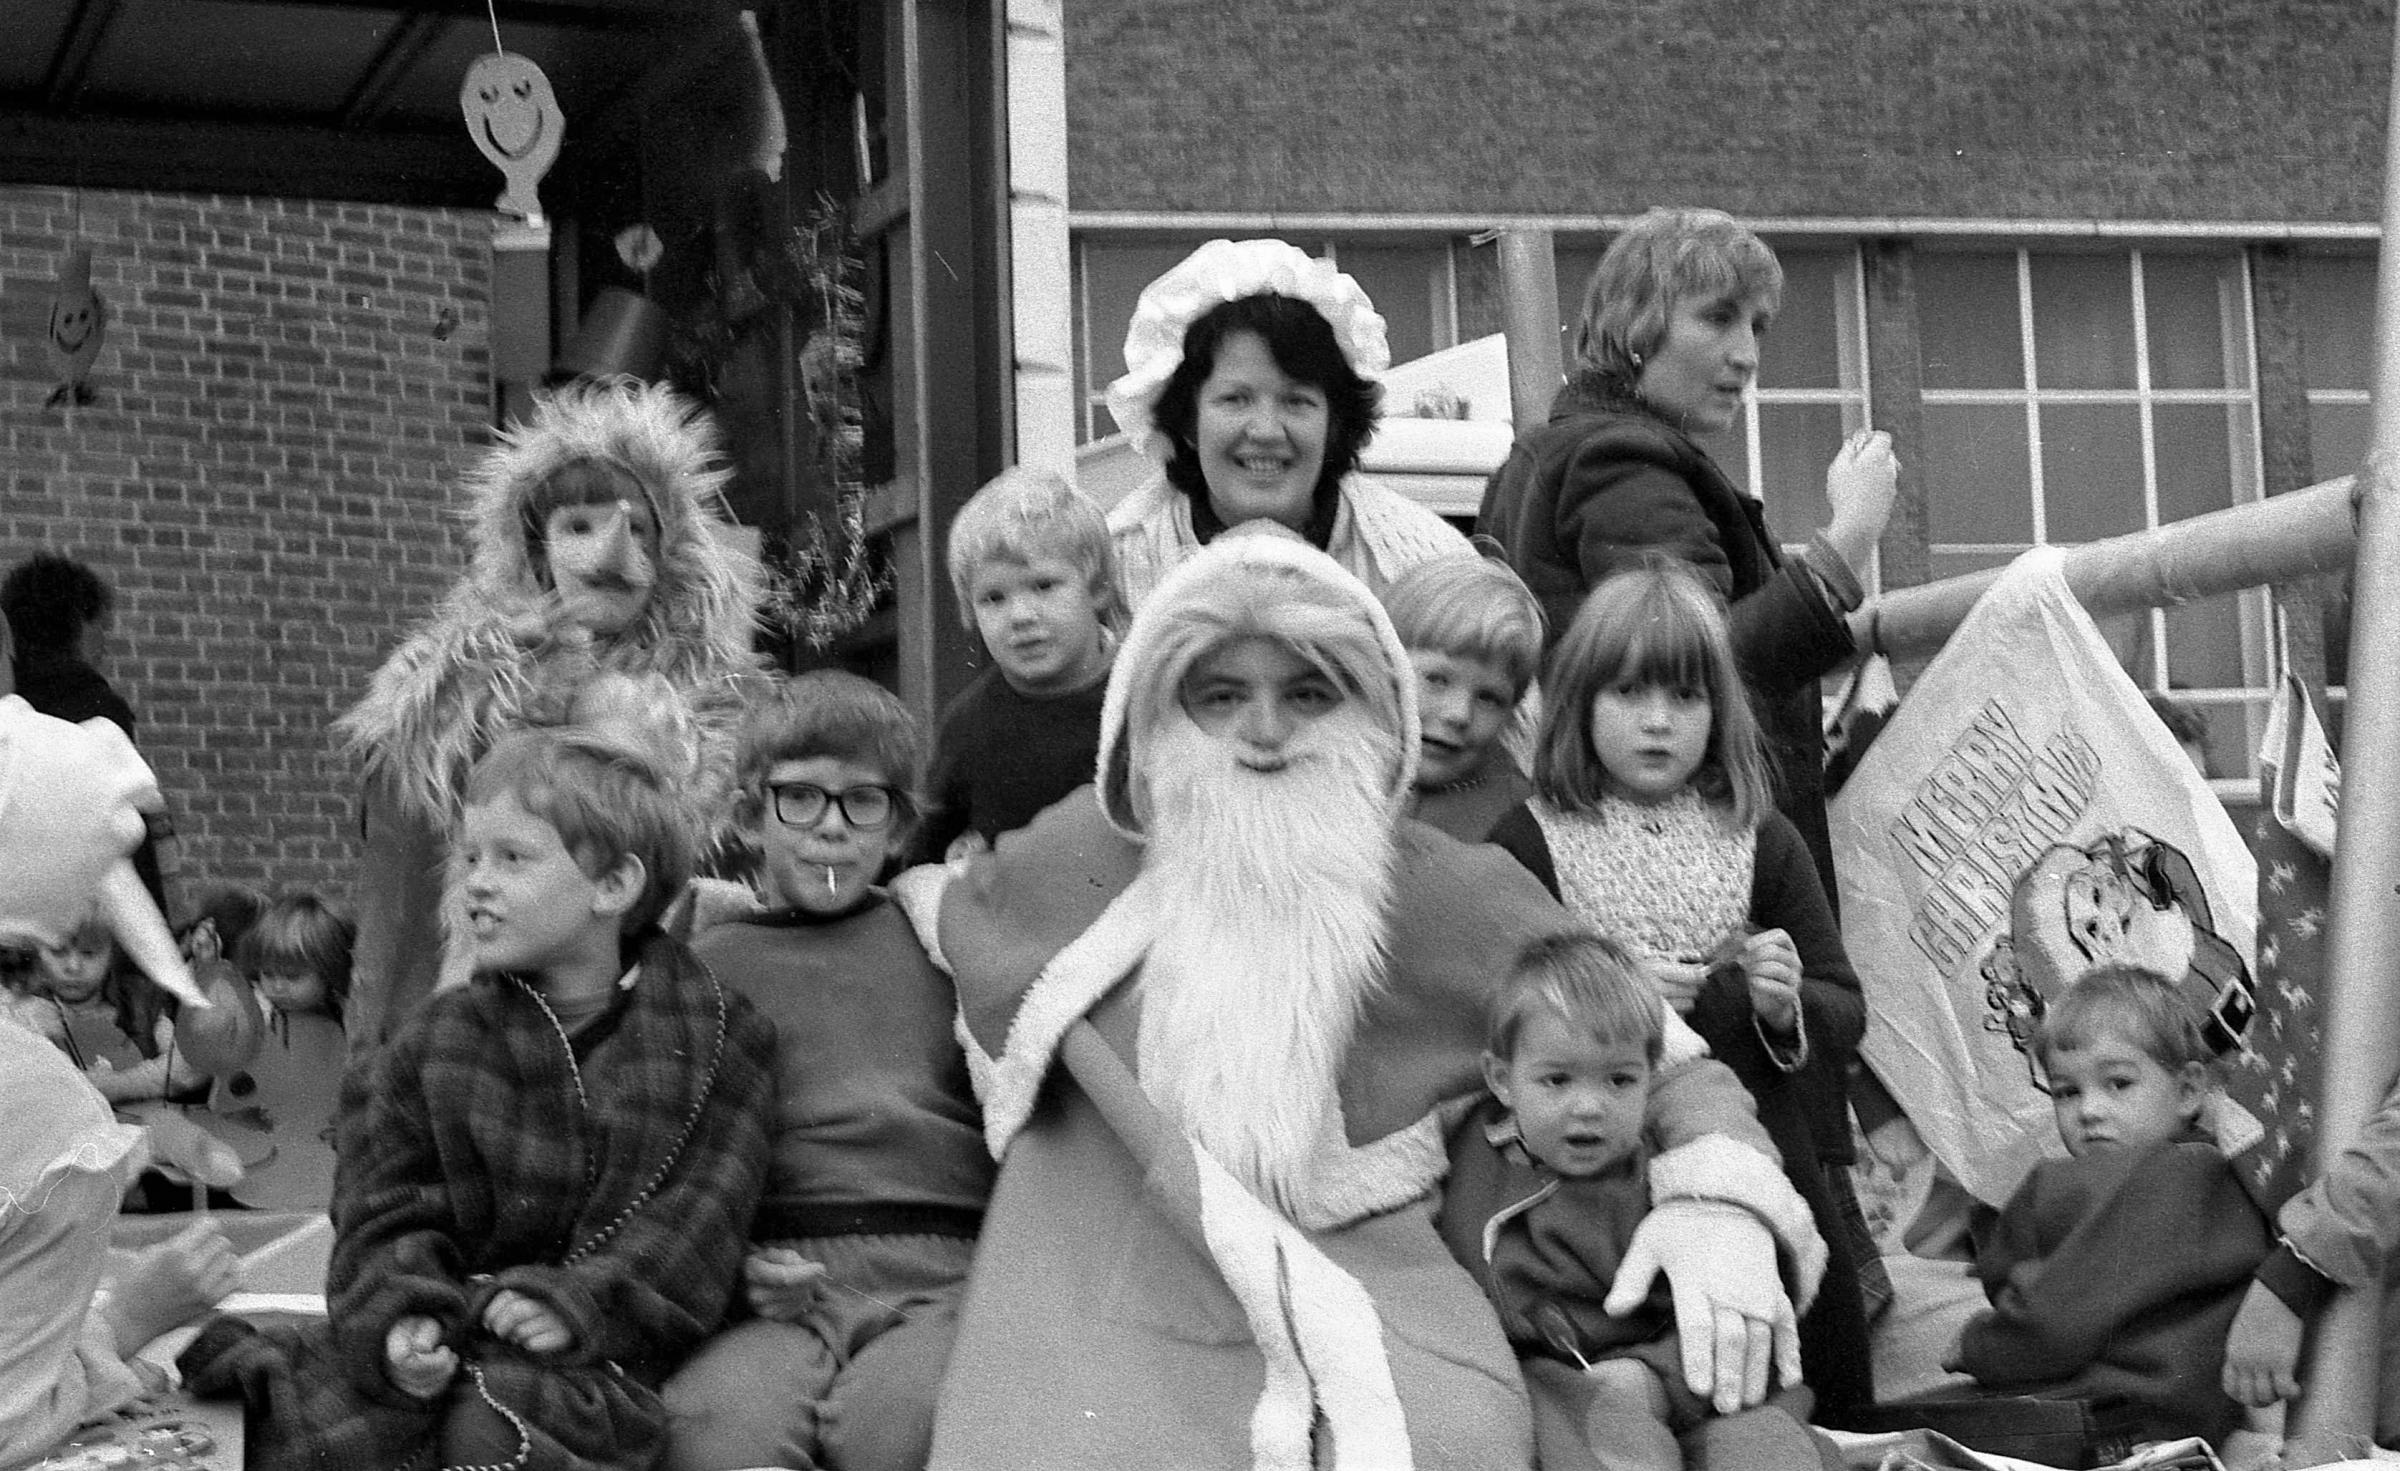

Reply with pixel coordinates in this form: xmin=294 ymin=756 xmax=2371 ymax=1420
xmin=1822 ymin=428 xmax=1899 ymax=578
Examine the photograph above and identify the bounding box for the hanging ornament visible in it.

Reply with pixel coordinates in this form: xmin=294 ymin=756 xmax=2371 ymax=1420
xmin=614 ymin=223 xmax=665 ymax=276
xmin=46 ymin=243 xmax=106 ymax=408
xmin=460 ymin=50 xmax=564 ymax=225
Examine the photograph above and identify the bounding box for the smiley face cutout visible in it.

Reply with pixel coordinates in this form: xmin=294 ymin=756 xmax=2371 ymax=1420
xmin=461 ymin=52 xmax=565 ymax=221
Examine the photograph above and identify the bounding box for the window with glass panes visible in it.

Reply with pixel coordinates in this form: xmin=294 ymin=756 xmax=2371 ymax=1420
xmin=2298 ymin=254 xmax=2374 ymax=484
xmin=1915 ymin=248 xmax=2267 ymax=782
xmin=1551 ymin=244 xmax=1873 ymax=567
xmin=1071 ymin=236 xmax=1462 ymax=444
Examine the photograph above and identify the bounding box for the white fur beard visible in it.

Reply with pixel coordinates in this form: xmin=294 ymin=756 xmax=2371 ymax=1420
xmin=1133 ymin=706 xmax=1400 ymax=1216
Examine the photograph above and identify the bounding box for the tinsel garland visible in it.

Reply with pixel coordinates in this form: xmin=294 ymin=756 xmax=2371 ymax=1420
xmin=763 ymin=198 xmax=887 ymax=650
xmin=672 ymin=193 xmax=889 ymax=650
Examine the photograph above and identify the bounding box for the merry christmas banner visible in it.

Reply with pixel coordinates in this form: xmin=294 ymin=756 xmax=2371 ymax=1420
xmin=1829 ymin=549 xmax=2258 ymax=1206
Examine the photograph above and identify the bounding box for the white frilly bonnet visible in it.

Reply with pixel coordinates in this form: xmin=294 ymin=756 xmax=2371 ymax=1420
xmin=1103 ymin=239 xmax=1391 ymax=461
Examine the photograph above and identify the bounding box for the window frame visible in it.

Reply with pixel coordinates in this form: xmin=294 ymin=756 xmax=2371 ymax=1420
xmin=1914 ymin=244 xmax=2275 ymax=787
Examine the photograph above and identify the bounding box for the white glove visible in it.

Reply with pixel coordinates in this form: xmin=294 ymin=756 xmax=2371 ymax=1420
xmin=1605 ymin=1198 xmax=1801 ymax=1413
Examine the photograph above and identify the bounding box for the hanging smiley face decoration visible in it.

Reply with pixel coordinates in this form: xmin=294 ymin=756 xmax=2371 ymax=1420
xmin=460 ymin=51 xmax=564 ymax=224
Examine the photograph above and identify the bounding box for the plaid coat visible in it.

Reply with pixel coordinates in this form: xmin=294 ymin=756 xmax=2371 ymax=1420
xmin=181 ymin=930 xmax=775 ymax=1471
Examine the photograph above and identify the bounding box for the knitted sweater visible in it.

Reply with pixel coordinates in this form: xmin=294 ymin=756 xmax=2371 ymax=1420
xmin=916 ymin=666 xmax=1107 ymax=865
xmin=1408 ymin=759 xmax=1534 ymax=845
xmin=694 ymin=896 xmax=991 ymax=1239
xmin=1957 ymin=1134 xmax=2269 ymax=1446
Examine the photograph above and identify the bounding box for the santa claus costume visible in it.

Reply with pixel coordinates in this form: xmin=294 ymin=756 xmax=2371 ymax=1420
xmin=337 ymin=380 xmax=764 ymax=1051
xmin=907 ymin=532 xmax=1816 ymax=1471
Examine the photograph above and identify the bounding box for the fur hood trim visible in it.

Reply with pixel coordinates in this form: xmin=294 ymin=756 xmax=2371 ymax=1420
xmin=336 ymin=380 xmax=764 ymax=825
xmin=1096 ymin=531 xmax=1419 ymax=838
xmin=1648 ymin=1133 xmax=1829 ymax=1310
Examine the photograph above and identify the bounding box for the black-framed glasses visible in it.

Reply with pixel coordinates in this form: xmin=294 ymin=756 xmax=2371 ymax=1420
xmin=768 ymin=781 xmax=898 ymax=830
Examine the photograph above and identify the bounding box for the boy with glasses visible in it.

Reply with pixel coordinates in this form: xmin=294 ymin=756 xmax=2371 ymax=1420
xmin=662 ymin=671 xmax=992 ymax=1471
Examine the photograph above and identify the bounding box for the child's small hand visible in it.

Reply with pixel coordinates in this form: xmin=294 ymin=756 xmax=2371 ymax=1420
xmin=482 ymin=1287 xmax=575 ymax=1355
xmin=743 ymin=1246 xmax=829 ymax=1322
xmin=1639 ymin=955 xmax=1708 ymax=1016
xmin=385 ymin=1315 xmax=459 ymax=1399
xmin=1737 ymin=928 xmax=1802 ymax=1034
xmin=2222 ymin=1280 xmax=2305 ymax=1406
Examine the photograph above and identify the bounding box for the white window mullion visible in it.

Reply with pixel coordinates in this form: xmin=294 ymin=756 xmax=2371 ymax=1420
xmin=1075 ymin=241 xmax=1095 ymax=440
xmin=2129 ymin=251 xmax=2169 ymax=689
xmin=2019 ymin=250 xmax=2046 ymax=544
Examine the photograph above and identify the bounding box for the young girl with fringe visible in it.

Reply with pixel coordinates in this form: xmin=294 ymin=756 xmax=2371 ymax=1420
xmin=1488 ymin=558 xmax=1876 ymax=1425
xmin=16 ymin=908 xmax=207 ymax=1108
xmin=205 ymin=894 xmax=356 ymax=1210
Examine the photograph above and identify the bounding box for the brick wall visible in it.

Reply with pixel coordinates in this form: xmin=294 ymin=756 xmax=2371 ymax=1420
xmin=1 ymin=186 xmax=494 ymax=902
xmin=1068 ymin=0 xmax=2392 ymax=223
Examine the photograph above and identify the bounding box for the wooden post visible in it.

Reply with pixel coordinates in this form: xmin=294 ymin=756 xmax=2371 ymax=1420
xmin=1495 ymin=228 xmax=1562 ymax=432
xmin=2285 ymin=6 xmax=2400 ymax=1458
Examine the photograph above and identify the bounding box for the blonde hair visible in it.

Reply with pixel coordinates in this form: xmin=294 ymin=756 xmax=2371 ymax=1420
xmin=944 ymin=468 xmax=1126 ymax=634
xmin=1535 ymin=559 xmax=1774 ymax=826
xmin=1490 ymin=930 xmax=1663 ymax=1063
xmin=1378 ymin=553 xmax=1545 ymax=697
xmin=2034 ymin=963 xmax=2216 ymax=1075
xmin=1570 ymin=208 xmax=1784 ymax=396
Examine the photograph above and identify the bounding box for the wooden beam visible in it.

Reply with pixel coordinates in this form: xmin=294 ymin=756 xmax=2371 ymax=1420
xmin=43 ymin=0 xmax=127 ymax=109
xmin=0 ymin=110 xmax=490 ymax=206
xmin=340 ymin=12 xmax=451 ymax=127
xmin=202 ymin=0 xmax=701 ymax=30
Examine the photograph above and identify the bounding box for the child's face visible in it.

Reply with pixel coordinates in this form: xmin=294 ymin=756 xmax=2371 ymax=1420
xmin=2044 ymin=1035 xmax=2203 ymax=1157
xmin=1483 ymin=1010 xmax=1652 ymax=1180
xmin=455 ymin=793 xmax=635 ymax=978
xmin=38 ymin=931 xmax=113 ymax=1005
xmin=256 ymin=968 xmax=331 ymax=1017
xmin=752 ymin=756 xmax=904 ymax=916
xmin=1410 ymin=647 xmax=1519 ymax=790
xmin=543 ymin=498 xmax=659 ymax=637
xmin=968 ymin=554 xmax=1110 ymax=696
xmin=1589 ymin=677 xmax=1712 ymax=805
xmin=181 ymin=918 xmax=223 ymax=966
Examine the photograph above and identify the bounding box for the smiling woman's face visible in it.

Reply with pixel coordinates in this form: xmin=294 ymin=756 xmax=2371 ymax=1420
xmin=1634 ymin=289 xmax=1772 ymax=436
xmin=1193 ymin=332 xmax=1330 ymax=532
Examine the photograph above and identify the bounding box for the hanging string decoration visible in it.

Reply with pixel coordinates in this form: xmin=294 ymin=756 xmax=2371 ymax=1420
xmin=46 ymin=242 xmax=107 ymax=408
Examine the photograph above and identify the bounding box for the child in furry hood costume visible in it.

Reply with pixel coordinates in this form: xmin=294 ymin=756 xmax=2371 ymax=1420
xmin=338 ymin=380 xmax=765 ymax=1052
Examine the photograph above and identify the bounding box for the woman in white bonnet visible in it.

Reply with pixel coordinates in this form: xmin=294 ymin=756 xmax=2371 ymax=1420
xmin=1104 ymin=238 xmax=1472 ymax=613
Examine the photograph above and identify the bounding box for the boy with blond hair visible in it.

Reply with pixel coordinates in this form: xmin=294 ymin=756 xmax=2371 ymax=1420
xmin=663 ymin=671 xmax=990 ymax=1471
xmin=1380 ymin=552 xmax=1545 ymax=842
xmin=182 ymin=728 xmax=776 ymax=1471
xmin=917 ymin=468 xmax=1123 ymax=863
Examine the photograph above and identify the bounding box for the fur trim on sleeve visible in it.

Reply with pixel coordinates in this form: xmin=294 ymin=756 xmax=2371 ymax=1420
xmin=1648 ymin=1133 xmax=1829 ymax=1309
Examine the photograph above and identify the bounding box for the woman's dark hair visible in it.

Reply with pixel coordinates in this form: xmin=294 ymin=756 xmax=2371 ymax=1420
xmin=1153 ymin=293 xmax=1382 ymax=513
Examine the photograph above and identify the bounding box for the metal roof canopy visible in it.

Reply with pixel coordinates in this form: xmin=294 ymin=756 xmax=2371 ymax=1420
xmin=0 ymin=0 xmax=733 ymax=206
